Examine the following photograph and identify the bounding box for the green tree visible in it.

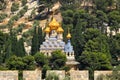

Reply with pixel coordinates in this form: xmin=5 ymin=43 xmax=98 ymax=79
xmin=72 ymin=18 xmax=86 ymax=58
xmin=79 ymin=51 xmax=112 ymax=70
xmin=17 ymin=38 xmax=26 ymax=57
xmin=16 ymin=23 xmax=25 ymax=34
xmin=22 ymin=55 xmax=35 ymax=70
xmin=31 ymin=20 xmax=43 ymax=55
xmin=93 ymin=0 xmax=109 ymax=12
xmin=84 ymin=35 xmax=110 ymax=54
xmin=109 ymin=34 xmax=120 ymax=66
xmin=84 ymin=28 xmax=100 ymax=42
xmin=108 ymin=11 xmax=120 ymax=34
xmin=34 ymin=52 xmax=48 ymax=67
xmin=38 ymin=0 xmax=56 ymax=14
xmin=116 ymin=0 xmax=120 ymax=11
xmin=78 ymin=51 xmax=112 ymax=80
xmin=50 ymin=50 xmax=67 ymax=70
xmin=0 ymin=31 xmax=8 ymax=64
xmin=96 ymin=10 xmax=108 ymax=33
xmin=4 ymin=36 xmax=13 ymax=62
xmin=6 ymin=55 xmax=25 ymax=70
xmin=10 ymin=33 xmax=18 ymax=56
xmin=31 ymin=26 xmax=39 ymax=55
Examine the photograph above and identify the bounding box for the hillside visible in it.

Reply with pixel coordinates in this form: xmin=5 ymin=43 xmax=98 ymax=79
xmin=0 ymin=0 xmax=62 ymax=34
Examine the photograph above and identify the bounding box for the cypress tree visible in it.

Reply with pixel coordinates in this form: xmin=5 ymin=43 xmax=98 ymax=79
xmin=31 ymin=20 xmax=43 ymax=55
xmin=10 ymin=33 xmax=18 ymax=55
xmin=38 ymin=27 xmax=43 ymax=51
xmin=31 ymin=26 xmax=38 ymax=55
xmin=17 ymin=38 xmax=26 ymax=57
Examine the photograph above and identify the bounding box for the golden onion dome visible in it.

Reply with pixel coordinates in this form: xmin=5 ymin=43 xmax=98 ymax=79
xmin=66 ymin=33 xmax=71 ymax=39
xmin=49 ymin=18 xmax=60 ymax=30
xmin=57 ymin=26 xmax=64 ymax=33
xmin=44 ymin=27 xmax=50 ymax=33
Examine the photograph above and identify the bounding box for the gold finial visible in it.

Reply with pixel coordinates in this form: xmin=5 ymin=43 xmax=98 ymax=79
xmin=66 ymin=27 xmax=71 ymax=39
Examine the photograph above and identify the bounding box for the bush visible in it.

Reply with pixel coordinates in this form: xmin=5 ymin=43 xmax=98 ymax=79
xmin=34 ymin=52 xmax=48 ymax=67
xmin=11 ymin=15 xmax=19 ymax=21
xmin=0 ymin=2 xmax=6 ymax=10
xmin=0 ymin=66 xmax=8 ymax=70
xmin=50 ymin=50 xmax=67 ymax=70
xmin=11 ymin=3 xmax=19 ymax=13
xmin=21 ymin=0 xmax=27 ymax=6
xmin=0 ymin=25 xmax=7 ymax=29
xmin=46 ymin=72 xmax=59 ymax=80
xmin=0 ymin=13 xmax=7 ymax=22
xmin=17 ymin=6 xmax=28 ymax=18
xmin=23 ymin=5 xmax=28 ymax=11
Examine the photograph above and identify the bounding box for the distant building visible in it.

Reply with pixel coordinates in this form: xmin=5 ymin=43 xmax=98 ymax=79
xmin=40 ymin=16 xmax=79 ymax=70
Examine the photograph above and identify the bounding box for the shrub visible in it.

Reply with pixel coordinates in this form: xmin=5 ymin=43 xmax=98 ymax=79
xmin=21 ymin=0 xmax=27 ymax=6
xmin=46 ymin=72 xmax=59 ymax=80
xmin=11 ymin=3 xmax=19 ymax=13
xmin=0 ymin=13 xmax=7 ymax=22
xmin=0 ymin=2 xmax=6 ymax=10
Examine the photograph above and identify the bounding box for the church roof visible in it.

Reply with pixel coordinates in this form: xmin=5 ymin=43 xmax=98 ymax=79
xmin=44 ymin=27 xmax=50 ymax=33
xmin=64 ymin=40 xmax=74 ymax=53
xmin=57 ymin=26 xmax=64 ymax=33
xmin=49 ymin=18 xmax=60 ymax=30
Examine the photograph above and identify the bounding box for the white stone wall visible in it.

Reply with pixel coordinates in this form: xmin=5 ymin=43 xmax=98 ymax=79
xmin=70 ymin=70 xmax=89 ymax=80
xmin=23 ymin=70 xmax=41 ymax=80
xmin=0 ymin=71 xmax=18 ymax=80
xmin=94 ymin=71 xmax=112 ymax=80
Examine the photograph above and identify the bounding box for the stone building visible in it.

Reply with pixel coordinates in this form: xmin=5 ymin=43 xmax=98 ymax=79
xmin=40 ymin=16 xmax=79 ymax=70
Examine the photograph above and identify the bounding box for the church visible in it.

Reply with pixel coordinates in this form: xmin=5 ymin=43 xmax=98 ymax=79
xmin=40 ymin=16 xmax=79 ymax=70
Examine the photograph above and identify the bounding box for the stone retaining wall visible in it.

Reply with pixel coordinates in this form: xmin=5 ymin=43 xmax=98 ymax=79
xmin=23 ymin=70 xmax=41 ymax=80
xmin=0 ymin=71 xmax=18 ymax=80
xmin=0 ymin=70 xmax=119 ymax=80
xmin=70 ymin=70 xmax=89 ymax=80
xmin=94 ymin=71 xmax=112 ymax=80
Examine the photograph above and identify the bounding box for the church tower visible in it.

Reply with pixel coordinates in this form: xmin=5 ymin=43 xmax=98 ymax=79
xmin=40 ymin=17 xmax=65 ymax=56
xmin=64 ymin=29 xmax=79 ymax=70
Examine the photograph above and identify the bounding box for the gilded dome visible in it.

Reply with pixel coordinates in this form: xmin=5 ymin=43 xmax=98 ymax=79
xmin=44 ymin=27 xmax=50 ymax=33
xmin=66 ymin=33 xmax=71 ymax=39
xmin=49 ymin=18 xmax=60 ymax=30
xmin=57 ymin=26 xmax=64 ymax=33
